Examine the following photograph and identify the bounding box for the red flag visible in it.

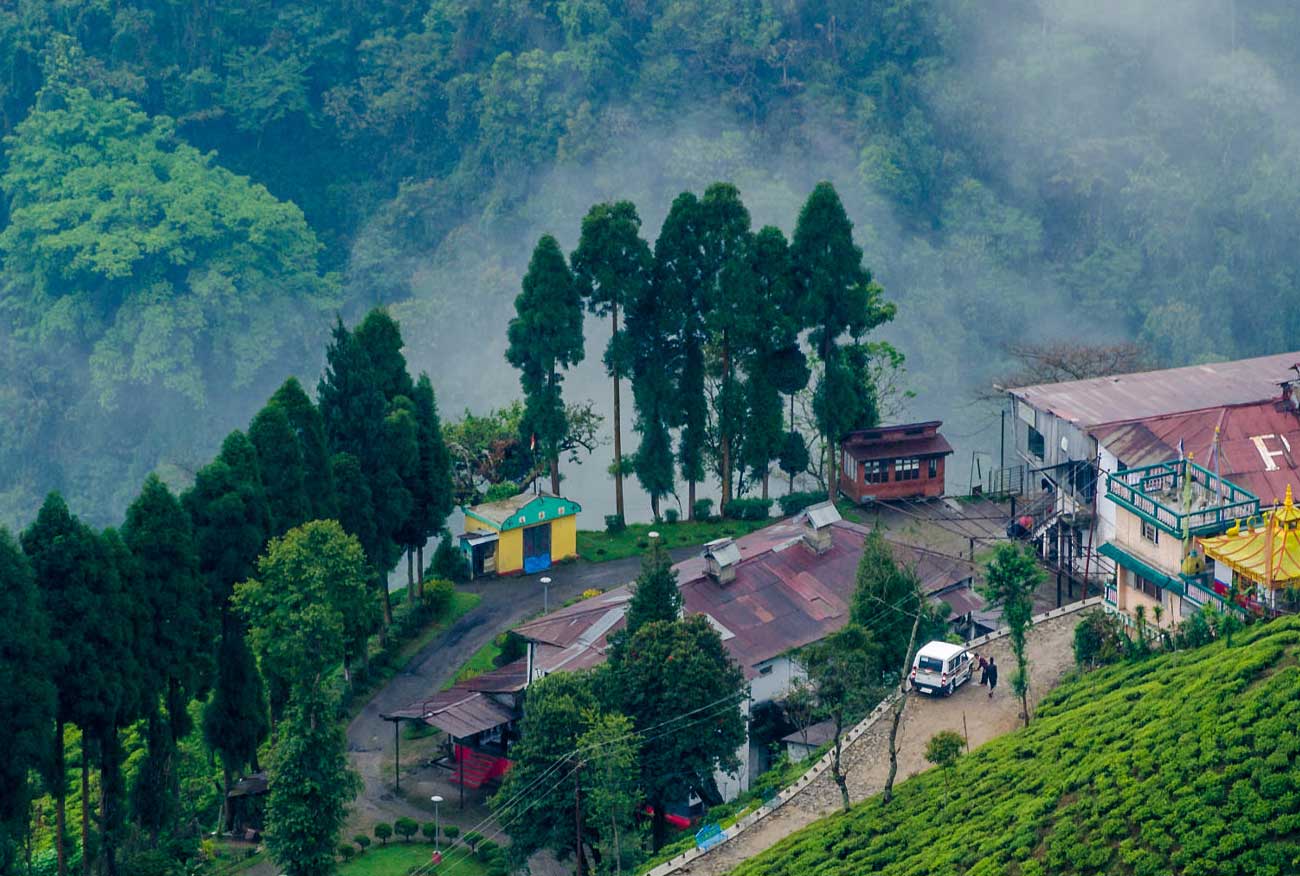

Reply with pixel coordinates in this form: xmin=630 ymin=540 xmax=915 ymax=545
xmin=529 ymin=433 xmax=537 ymax=452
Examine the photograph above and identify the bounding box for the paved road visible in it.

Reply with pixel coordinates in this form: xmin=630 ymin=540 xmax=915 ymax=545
xmin=346 ymin=548 xmax=695 ymax=829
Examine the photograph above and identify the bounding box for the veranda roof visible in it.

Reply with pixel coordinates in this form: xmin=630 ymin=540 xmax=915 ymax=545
xmin=1199 ymin=485 xmax=1300 ymax=589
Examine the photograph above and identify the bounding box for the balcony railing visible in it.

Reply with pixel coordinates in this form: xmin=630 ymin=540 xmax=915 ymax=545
xmin=1106 ymin=460 xmax=1259 ymax=538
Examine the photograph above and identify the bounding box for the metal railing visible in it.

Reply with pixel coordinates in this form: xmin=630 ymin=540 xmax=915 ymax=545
xmin=1105 ymin=460 xmax=1259 ymax=537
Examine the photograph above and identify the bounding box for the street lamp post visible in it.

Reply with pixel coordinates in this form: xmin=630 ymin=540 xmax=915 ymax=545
xmin=431 ymin=795 xmax=443 ymax=851
xmin=541 ymin=576 xmax=552 ymax=614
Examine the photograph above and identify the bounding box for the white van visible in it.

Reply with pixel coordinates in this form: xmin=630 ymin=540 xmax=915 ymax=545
xmin=909 ymin=641 xmax=973 ymax=696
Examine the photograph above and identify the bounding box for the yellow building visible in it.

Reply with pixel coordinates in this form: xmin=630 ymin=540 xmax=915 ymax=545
xmin=458 ymin=491 xmax=581 ymax=578
xmin=1198 ymin=485 xmax=1300 ymax=614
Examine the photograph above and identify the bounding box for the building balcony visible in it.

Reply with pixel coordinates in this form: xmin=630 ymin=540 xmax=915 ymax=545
xmin=1105 ymin=460 xmax=1259 ymax=538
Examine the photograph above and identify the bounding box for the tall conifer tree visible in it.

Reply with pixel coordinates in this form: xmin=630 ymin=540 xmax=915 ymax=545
xmin=404 ymin=373 xmax=454 ymax=596
xmin=507 ymin=234 xmax=586 ymax=494
xmin=269 ymin=377 xmax=336 ymax=520
xmin=790 ymin=182 xmax=894 ymax=499
xmin=249 ymin=404 xmax=311 ymax=536
xmin=653 ymin=192 xmax=709 ymax=517
xmin=571 ymin=201 xmax=653 ymax=522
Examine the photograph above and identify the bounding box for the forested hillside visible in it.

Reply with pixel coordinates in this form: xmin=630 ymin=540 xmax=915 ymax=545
xmin=4 ymin=0 xmax=1300 ymax=525
xmin=730 ymin=617 xmax=1300 ymax=876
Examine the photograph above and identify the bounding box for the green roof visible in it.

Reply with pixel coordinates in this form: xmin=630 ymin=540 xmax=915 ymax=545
xmin=1098 ymin=542 xmax=1185 ymax=596
xmin=463 ymin=491 xmax=580 ymax=531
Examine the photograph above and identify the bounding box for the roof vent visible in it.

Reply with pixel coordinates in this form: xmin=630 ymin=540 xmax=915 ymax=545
xmin=801 ymin=501 xmax=841 ymax=554
xmin=703 ymin=537 xmax=741 ymax=585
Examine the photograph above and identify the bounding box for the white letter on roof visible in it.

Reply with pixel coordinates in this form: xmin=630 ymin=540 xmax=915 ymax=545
xmin=1250 ymin=434 xmax=1291 ymax=472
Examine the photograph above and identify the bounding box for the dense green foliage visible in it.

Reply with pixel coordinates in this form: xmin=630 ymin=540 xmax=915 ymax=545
xmin=732 ymin=617 xmax=1300 ymax=876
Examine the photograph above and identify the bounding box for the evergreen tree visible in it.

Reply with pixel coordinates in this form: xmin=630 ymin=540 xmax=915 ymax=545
xmin=981 ymin=543 xmax=1043 ymax=726
xmin=506 ymin=234 xmax=586 ymax=495
xmin=402 ymin=373 xmax=455 ymax=598
xmin=848 ymin=530 xmax=948 ymax=672
xmin=698 ymin=183 xmax=755 ymax=507
xmin=22 ymin=496 xmax=129 ymax=876
xmin=0 ymin=528 xmax=55 ymax=875
xmin=490 ymin=672 xmax=602 ymax=871
xmin=269 ymin=377 xmax=336 ymax=521
xmin=741 ymin=226 xmax=806 ymax=499
xmin=653 ymin=192 xmax=710 ymax=518
xmin=249 ymin=403 xmax=311 ymax=536
xmin=184 ymin=453 xmax=271 ymax=612
xmin=623 ymin=536 xmax=681 ymax=637
xmin=607 ymin=616 xmax=746 ymax=851
xmin=203 ymin=614 xmax=270 ymax=832
xmin=571 ymin=201 xmax=653 ymax=522
xmin=352 ymin=309 xmax=415 ymax=403
xmin=790 ymin=182 xmax=895 ymax=498
xmin=627 ymin=243 xmax=678 ymax=519
xmin=123 ymin=474 xmax=211 ymax=835
xmin=802 ymin=623 xmax=884 ymax=811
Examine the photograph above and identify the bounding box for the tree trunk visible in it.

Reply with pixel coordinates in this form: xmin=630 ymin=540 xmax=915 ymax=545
xmin=827 ymin=434 xmax=837 ymax=502
xmin=651 ymin=493 xmax=660 ymax=522
xmin=762 ymin=471 xmax=769 ymax=501
xmin=831 ymin=714 xmax=850 ymax=812
xmin=1021 ymin=689 xmax=1031 ymax=728
xmin=688 ymin=480 xmax=697 ymax=520
xmin=406 ymin=550 xmax=415 ymax=605
xmin=720 ymin=338 xmax=732 ymax=510
xmin=55 ymin=718 xmax=66 ymax=876
xmin=220 ymin=763 xmax=233 ymax=834
xmin=416 ymin=542 xmax=425 ymax=600
xmin=612 ymin=306 xmax=625 ymax=521
xmin=884 ymin=593 xmax=923 ymax=805
xmin=551 ymin=456 xmax=560 ymax=495
xmin=80 ymin=755 xmax=91 ymax=876
xmin=380 ymin=575 xmax=393 ymax=632
xmin=100 ymin=731 xmax=123 ymax=876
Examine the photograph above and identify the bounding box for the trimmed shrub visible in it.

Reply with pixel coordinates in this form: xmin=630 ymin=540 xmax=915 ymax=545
xmin=373 ymin=822 xmax=392 ymax=845
xmin=604 ymin=514 xmax=627 ymax=534
xmin=444 ymin=825 xmax=461 ymax=842
xmin=338 ymin=844 xmax=356 ymax=862
xmin=354 ymin=834 xmax=371 ymax=852
xmin=665 ymin=507 xmax=680 ymax=523
xmin=430 ymin=533 xmax=470 ymax=582
xmin=464 ymin=831 xmax=484 ymax=850
xmin=778 ymin=490 xmax=828 ymax=516
xmin=422 ymin=822 xmax=438 ymax=842
xmin=394 ymin=816 xmax=419 ymax=842
xmin=724 ymin=497 xmax=773 ymax=521
xmin=1073 ymin=609 xmax=1130 ymax=668
xmin=692 ymin=498 xmax=714 ymax=520
xmin=477 ymin=840 xmax=500 ymax=860
xmin=422 ymin=577 xmax=456 ymax=617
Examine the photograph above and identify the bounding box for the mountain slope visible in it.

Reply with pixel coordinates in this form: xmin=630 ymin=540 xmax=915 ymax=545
xmin=731 ymin=618 xmax=1300 ymax=876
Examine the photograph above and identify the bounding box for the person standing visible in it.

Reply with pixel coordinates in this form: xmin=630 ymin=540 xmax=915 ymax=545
xmin=977 ymin=653 xmax=989 ymax=686
xmin=987 ymin=656 xmax=999 ymax=698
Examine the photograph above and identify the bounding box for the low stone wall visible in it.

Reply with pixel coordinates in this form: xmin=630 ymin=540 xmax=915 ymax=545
xmin=645 ymin=597 xmax=1102 ymax=876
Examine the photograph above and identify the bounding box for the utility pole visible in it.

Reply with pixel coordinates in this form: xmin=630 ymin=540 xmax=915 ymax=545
xmin=574 ymin=759 xmax=587 ymax=876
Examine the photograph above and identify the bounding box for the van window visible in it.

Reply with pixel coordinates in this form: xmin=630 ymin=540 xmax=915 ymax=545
xmin=918 ymin=656 xmax=944 ymax=673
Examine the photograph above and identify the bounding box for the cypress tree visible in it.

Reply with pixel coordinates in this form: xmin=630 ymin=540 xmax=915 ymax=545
xmin=269 ymin=377 xmax=336 ymax=520
xmin=571 ymin=201 xmax=653 ymax=523
xmin=406 ymin=373 xmax=454 ymax=596
xmin=506 ymin=234 xmax=586 ymax=495
xmin=698 ymin=183 xmax=755 ymax=508
xmin=0 ymin=528 xmax=55 ymax=875
xmin=22 ymin=495 xmax=126 ymax=876
xmin=790 ymin=182 xmax=894 ymax=499
xmin=622 ymin=536 xmax=680 ymax=637
xmin=203 ymin=613 xmax=270 ymax=830
xmin=249 ymin=403 xmax=311 ymax=536
xmin=653 ymin=192 xmax=709 ymax=518
xmin=626 ymin=258 xmax=677 ymax=519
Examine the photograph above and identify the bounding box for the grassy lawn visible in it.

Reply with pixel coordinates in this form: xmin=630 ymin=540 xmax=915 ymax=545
xmin=577 ymin=517 xmax=772 ymax=563
xmin=340 ymin=843 xmax=488 ymax=876
xmin=445 ymin=636 xmax=503 ymax=689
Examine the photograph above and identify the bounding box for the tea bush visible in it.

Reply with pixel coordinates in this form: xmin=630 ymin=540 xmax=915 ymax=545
xmin=730 ymin=618 xmax=1300 ymax=876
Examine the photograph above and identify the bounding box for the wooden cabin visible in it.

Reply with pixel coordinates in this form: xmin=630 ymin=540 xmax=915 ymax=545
xmin=839 ymin=421 xmax=953 ymax=502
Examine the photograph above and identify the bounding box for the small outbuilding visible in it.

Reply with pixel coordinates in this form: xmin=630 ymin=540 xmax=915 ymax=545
xmin=458 ymin=491 xmax=581 ymax=577
xmin=839 ymin=421 xmax=954 ymax=502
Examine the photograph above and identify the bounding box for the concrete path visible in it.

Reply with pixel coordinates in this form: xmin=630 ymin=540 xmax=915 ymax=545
xmin=346 ymin=548 xmax=695 ymax=831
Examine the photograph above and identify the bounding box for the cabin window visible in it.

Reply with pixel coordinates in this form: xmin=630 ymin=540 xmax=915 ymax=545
xmin=1141 ymin=520 xmax=1160 ymax=545
xmin=896 ymin=458 xmax=920 ymax=481
xmin=864 ymin=460 xmax=888 ymax=484
xmin=758 ymin=665 xmax=774 ymax=676
xmin=1028 ymin=426 xmax=1045 ymax=459
xmin=927 ymin=458 xmax=938 ymax=479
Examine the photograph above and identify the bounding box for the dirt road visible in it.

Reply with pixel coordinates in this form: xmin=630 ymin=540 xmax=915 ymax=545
xmin=670 ymin=606 xmax=1086 ymax=875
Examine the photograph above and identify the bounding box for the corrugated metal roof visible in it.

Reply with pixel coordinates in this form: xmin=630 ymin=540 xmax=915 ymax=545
xmin=844 ymin=433 xmax=954 ymax=462
xmin=1010 ymin=351 xmax=1300 ymax=429
xmin=1093 ymin=398 xmax=1300 ymax=505
xmin=515 ymin=518 xmax=981 ymax=681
